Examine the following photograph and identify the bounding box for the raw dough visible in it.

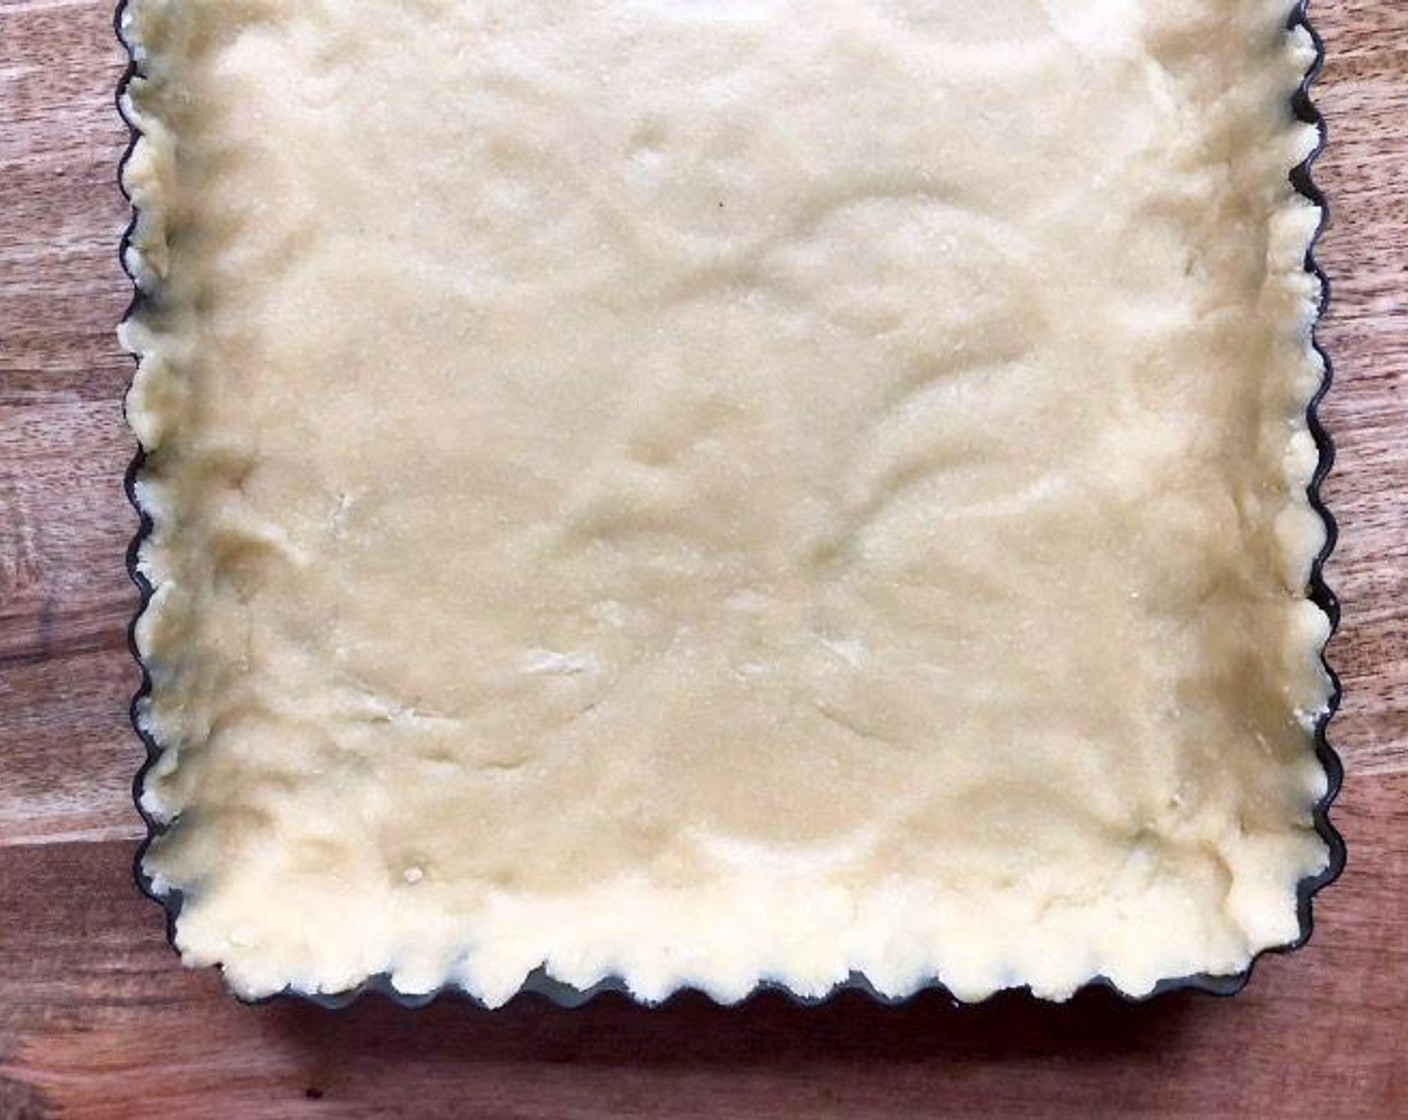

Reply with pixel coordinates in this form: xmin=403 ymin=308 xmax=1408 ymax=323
xmin=122 ymin=0 xmax=1333 ymax=1004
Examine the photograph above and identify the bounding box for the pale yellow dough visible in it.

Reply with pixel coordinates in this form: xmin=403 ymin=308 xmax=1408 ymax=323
xmin=122 ymin=0 xmax=1333 ymax=1004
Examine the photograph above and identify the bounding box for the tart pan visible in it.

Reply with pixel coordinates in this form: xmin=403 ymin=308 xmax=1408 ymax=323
xmin=117 ymin=0 xmax=1344 ymax=1010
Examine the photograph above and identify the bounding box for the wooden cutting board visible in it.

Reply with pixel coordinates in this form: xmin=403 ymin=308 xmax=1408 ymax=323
xmin=2 ymin=3 xmax=1404 ymax=1117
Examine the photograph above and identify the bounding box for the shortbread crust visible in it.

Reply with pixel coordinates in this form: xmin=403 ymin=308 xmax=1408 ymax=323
xmin=122 ymin=0 xmax=1333 ymax=1004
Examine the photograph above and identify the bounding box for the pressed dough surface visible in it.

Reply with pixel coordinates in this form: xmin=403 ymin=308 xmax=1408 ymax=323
xmin=123 ymin=0 xmax=1332 ymax=1004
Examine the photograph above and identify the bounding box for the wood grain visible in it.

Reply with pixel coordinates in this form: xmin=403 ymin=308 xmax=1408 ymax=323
xmin=1 ymin=1 xmax=1404 ymax=1116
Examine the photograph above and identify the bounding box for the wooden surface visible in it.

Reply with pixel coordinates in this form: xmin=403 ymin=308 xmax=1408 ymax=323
xmin=1 ymin=2 xmax=1404 ymax=1116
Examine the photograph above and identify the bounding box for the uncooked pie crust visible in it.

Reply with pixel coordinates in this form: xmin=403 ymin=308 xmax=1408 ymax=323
xmin=121 ymin=0 xmax=1333 ymax=1005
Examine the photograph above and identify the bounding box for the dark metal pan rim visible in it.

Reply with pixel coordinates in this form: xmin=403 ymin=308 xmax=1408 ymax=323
xmin=116 ymin=0 xmax=1344 ymax=1013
